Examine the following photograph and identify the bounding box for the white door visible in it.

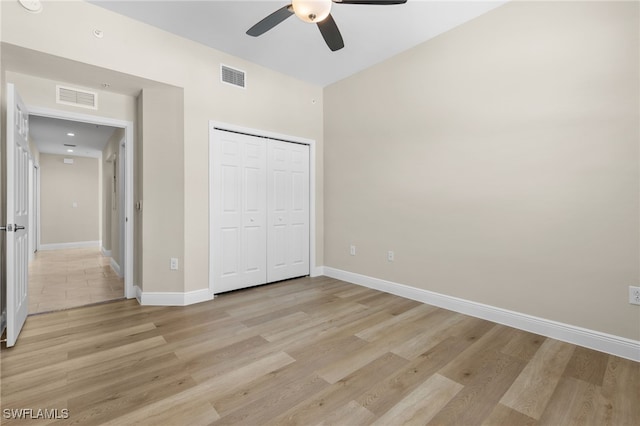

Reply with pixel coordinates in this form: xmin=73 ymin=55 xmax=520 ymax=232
xmin=212 ymin=130 xmax=267 ymax=293
xmin=5 ymin=84 xmax=30 ymax=347
xmin=267 ymin=140 xmax=310 ymax=282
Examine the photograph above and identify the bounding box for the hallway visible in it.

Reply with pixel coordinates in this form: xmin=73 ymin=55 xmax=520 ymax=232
xmin=28 ymin=248 xmax=124 ymax=314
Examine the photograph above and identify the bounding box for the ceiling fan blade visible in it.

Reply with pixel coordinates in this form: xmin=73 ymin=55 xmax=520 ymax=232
xmin=317 ymin=14 xmax=344 ymax=51
xmin=246 ymin=5 xmax=294 ymax=37
xmin=333 ymin=0 xmax=407 ymax=4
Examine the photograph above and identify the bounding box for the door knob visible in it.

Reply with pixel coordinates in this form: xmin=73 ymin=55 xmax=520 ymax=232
xmin=1 ymin=224 xmax=25 ymax=232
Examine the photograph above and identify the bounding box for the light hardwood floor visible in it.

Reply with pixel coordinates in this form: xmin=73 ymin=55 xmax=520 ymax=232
xmin=1 ymin=276 xmax=638 ymax=425
xmin=28 ymin=248 xmax=124 ymax=314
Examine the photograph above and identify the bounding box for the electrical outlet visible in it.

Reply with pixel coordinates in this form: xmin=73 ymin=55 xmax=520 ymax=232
xmin=350 ymin=245 xmax=356 ymax=256
xmin=387 ymin=251 xmax=394 ymax=262
xmin=170 ymin=258 xmax=179 ymax=271
xmin=629 ymin=286 xmax=640 ymax=305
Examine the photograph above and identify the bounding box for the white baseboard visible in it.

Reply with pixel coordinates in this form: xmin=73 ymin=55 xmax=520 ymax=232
xmin=311 ymin=266 xmax=325 ymax=278
xmin=101 ymin=247 xmax=112 ymax=257
xmin=0 ymin=310 xmax=6 ymax=337
xmin=39 ymin=240 xmax=101 ymax=251
xmin=323 ymin=267 xmax=640 ymax=362
xmin=139 ymin=288 xmax=214 ymax=306
xmin=134 ymin=285 xmax=142 ymax=304
xmin=110 ymin=258 xmax=123 ymax=278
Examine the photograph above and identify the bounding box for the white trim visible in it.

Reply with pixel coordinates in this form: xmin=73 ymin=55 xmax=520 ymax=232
xmin=28 ymin=106 xmax=135 ymax=300
xmin=39 ymin=240 xmax=101 ymax=251
xmin=118 ymin=137 xmax=126 ymax=286
xmin=323 ymin=267 xmax=640 ymax=362
xmin=311 ymin=266 xmax=325 ymax=278
xmin=309 ymin=141 xmax=317 ymax=283
xmin=208 ymin=121 xmax=317 ymax=295
xmin=139 ymin=289 xmax=214 ymax=306
xmin=110 ymin=258 xmax=123 ymax=278
xmin=135 ymin=285 xmax=142 ymax=304
xmin=35 ymin=162 xmax=41 ymax=253
xmin=28 ymin=157 xmax=34 ymax=263
xmin=210 ymin=122 xmax=315 ymax=146
xmin=101 ymin=247 xmax=112 ymax=257
xmin=0 ymin=311 xmax=6 ymax=337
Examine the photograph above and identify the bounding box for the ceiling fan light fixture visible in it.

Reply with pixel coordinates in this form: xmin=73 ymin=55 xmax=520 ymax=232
xmin=292 ymin=0 xmax=332 ymax=23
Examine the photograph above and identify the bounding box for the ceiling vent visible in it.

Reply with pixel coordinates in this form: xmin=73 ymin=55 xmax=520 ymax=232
xmin=221 ymin=65 xmax=246 ymax=89
xmin=56 ymin=85 xmax=98 ymax=110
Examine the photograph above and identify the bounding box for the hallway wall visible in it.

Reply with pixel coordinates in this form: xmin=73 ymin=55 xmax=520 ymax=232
xmin=102 ymin=128 xmax=124 ymax=268
xmin=39 ymin=153 xmax=100 ymax=246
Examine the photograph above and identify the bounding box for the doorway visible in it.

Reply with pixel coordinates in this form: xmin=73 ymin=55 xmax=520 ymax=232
xmin=26 ymin=106 xmax=135 ymax=313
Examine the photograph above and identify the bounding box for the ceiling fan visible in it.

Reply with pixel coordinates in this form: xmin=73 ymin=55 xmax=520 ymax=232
xmin=246 ymin=0 xmax=408 ymax=52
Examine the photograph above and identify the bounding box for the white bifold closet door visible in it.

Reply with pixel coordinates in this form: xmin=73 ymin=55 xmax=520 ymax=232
xmin=212 ymin=129 xmax=309 ymax=294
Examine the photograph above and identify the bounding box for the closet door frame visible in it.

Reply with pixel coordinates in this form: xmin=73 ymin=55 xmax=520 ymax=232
xmin=208 ymin=121 xmax=318 ymax=296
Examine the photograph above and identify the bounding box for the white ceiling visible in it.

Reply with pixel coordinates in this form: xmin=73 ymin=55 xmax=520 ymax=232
xmin=90 ymin=0 xmax=508 ymax=87
xmin=30 ymin=115 xmax=118 ymax=159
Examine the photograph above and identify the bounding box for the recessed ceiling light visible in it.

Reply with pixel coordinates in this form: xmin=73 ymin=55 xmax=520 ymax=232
xmin=67 ymin=149 xmax=74 ymax=153
xmin=67 ymin=132 xmax=75 ymax=137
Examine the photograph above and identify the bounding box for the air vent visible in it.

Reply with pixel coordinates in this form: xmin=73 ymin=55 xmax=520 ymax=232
xmin=221 ymin=65 xmax=246 ymax=89
xmin=56 ymin=85 xmax=98 ymax=110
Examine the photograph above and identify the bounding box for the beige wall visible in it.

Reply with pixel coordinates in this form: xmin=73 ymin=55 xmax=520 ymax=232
xmin=1 ymin=0 xmax=323 ymax=294
xmin=40 ymin=154 xmax=100 ymax=245
xmin=324 ymin=1 xmax=639 ymax=340
xmin=139 ymin=86 xmax=185 ymax=292
xmin=5 ymin=71 xmax=136 ymax=122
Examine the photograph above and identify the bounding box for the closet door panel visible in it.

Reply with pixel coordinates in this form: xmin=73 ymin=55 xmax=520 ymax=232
xmin=267 ymin=140 xmax=310 ymax=282
xmin=288 ymin=143 xmax=310 ymax=277
xmin=290 ymin=164 xmax=307 ymax=268
xmin=221 ymin=228 xmax=239 ymax=277
xmin=240 ymin=138 xmax=267 ymax=287
xmin=214 ymin=134 xmax=243 ymax=291
xmin=212 ymin=131 xmax=266 ymax=293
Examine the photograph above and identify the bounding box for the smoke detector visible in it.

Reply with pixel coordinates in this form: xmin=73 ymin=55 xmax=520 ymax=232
xmin=18 ymin=0 xmax=43 ymax=13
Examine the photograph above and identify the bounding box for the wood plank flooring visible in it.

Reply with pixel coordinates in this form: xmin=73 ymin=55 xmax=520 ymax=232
xmin=1 ymin=276 xmax=638 ymax=425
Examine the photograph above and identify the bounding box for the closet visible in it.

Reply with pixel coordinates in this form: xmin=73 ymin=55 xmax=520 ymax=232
xmin=210 ymin=128 xmax=310 ymax=294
